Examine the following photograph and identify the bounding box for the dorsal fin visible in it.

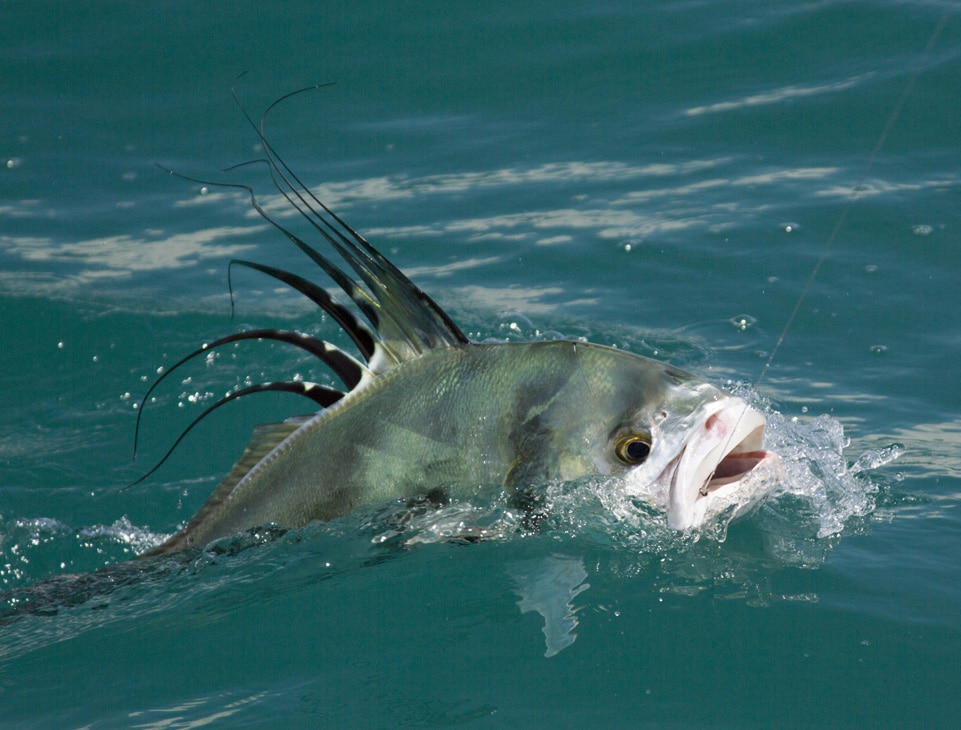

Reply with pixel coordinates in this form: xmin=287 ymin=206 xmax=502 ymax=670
xmin=193 ymin=419 xmax=304 ymax=519
xmin=132 ymin=327 xmax=368 ymax=459
xmin=136 ymin=86 xmax=474 ymax=488
xmin=141 ymin=417 xmax=311 ymax=555
xmin=156 ymin=85 xmax=473 ymax=367
xmin=228 ymin=259 xmax=380 ymax=366
xmin=128 ymin=381 xmax=341 ymax=490
xmin=232 ymin=83 xmax=472 ymax=360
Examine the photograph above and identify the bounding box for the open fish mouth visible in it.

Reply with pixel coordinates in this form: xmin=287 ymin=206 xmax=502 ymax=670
xmin=667 ymin=397 xmax=775 ymax=529
xmin=704 ymin=445 xmax=769 ymax=490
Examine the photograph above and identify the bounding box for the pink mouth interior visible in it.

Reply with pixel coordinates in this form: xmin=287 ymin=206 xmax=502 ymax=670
xmin=707 ymin=449 xmax=769 ymax=490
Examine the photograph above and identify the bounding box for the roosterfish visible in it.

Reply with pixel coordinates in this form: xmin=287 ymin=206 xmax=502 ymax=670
xmin=137 ymin=94 xmax=776 ymax=556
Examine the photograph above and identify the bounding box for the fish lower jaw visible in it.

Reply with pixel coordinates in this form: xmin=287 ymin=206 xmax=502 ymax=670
xmin=666 ymin=410 xmax=774 ymax=530
xmin=667 ymin=448 xmax=777 ymax=530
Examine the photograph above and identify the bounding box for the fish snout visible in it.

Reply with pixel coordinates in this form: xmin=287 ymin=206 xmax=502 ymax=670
xmin=667 ymin=398 xmax=774 ymax=530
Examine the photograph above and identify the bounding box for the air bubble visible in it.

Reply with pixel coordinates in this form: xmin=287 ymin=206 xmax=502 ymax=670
xmin=730 ymin=314 xmax=756 ymax=332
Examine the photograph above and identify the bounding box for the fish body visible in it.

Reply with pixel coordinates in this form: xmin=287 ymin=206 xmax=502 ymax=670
xmin=150 ymin=340 xmax=769 ymax=553
xmin=141 ymin=93 xmax=774 ymax=555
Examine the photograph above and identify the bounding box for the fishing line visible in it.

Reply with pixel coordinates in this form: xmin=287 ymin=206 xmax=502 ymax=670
xmin=752 ymin=7 xmax=950 ymax=392
xmin=709 ymin=7 xmax=950 ymax=494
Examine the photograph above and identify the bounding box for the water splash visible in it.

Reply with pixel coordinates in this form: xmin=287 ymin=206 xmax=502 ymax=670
xmin=760 ymin=410 xmax=900 ymax=540
xmin=0 ymin=515 xmax=168 ymax=589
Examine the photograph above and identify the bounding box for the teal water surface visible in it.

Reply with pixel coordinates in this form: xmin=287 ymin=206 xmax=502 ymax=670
xmin=1 ymin=1 xmax=959 ymax=727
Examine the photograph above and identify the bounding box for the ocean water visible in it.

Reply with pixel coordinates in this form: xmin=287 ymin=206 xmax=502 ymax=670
xmin=1 ymin=1 xmax=959 ymax=727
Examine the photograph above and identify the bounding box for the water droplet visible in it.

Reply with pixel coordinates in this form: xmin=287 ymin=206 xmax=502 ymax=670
xmin=6 ymin=157 xmax=23 ymax=169
xmin=729 ymin=314 xmax=756 ymax=332
xmin=869 ymin=344 xmax=887 ymax=355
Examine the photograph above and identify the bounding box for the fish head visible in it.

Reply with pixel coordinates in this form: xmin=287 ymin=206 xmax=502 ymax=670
xmin=569 ymin=344 xmax=776 ymax=530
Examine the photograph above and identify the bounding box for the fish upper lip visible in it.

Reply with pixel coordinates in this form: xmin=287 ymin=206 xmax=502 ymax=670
xmin=667 ymin=398 xmax=773 ymax=529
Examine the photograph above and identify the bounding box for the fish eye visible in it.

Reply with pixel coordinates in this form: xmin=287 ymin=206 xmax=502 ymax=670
xmin=614 ymin=433 xmax=652 ymax=465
